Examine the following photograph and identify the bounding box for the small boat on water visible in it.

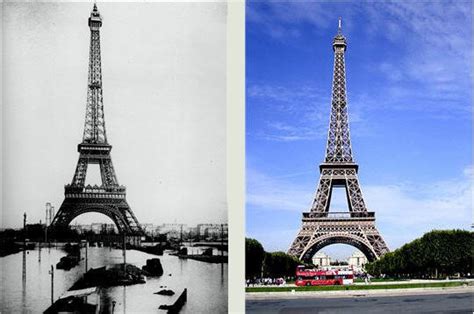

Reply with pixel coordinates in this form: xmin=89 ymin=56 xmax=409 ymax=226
xmin=56 ymin=255 xmax=80 ymax=270
xmin=44 ymin=287 xmax=100 ymax=314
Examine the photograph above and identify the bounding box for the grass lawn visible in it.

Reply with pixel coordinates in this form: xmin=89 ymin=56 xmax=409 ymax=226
xmin=246 ymin=281 xmax=466 ymax=293
xmin=353 ymin=278 xmax=409 ymax=283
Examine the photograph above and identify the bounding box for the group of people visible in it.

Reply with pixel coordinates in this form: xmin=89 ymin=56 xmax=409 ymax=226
xmin=246 ymin=277 xmax=287 ymax=287
xmin=360 ymin=272 xmax=372 ymax=284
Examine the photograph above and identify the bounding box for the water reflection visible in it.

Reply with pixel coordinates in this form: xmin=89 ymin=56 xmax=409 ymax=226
xmin=122 ymin=285 xmax=126 ymax=314
xmin=22 ymin=250 xmax=26 ymax=313
xmin=221 ymin=262 xmax=225 ymax=285
xmin=1 ymin=247 xmax=227 ymax=313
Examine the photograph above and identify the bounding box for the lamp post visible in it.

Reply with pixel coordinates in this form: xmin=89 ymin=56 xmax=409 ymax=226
xmin=221 ymin=224 xmax=224 ymax=260
xmin=23 ymin=212 xmax=27 ymax=249
xmin=49 ymin=265 xmax=54 ymax=304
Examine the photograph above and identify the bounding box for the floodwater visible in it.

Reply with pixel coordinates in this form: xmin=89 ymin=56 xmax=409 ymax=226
xmin=0 ymin=246 xmax=227 ymax=313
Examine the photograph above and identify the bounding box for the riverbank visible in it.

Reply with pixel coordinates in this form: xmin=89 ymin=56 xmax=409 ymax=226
xmin=0 ymin=242 xmax=23 ymax=257
xmin=176 ymin=254 xmax=228 ymax=263
xmin=0 ymin=242 xmax=35 ymax=257
xmin=131 ymin=245 xmax=164 ymax=256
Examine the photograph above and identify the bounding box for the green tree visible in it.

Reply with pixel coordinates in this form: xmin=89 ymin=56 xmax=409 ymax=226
xmin=263 ymin=251 xmax=301 ymax=278
xmin=246 ymin=238 xmax=265 ymax=279
xmin=366 ymin=230 xmax=473 ymax=278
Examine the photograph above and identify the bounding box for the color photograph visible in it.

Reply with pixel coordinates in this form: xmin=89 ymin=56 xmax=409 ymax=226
xmin=245 ymin=1 xmax=472 ymax=312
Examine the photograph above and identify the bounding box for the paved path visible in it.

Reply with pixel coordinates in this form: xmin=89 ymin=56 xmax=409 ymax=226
xmin=246 ymin=285 xmax=473 ymax=299
xmin=352 ymin=278 xmax=474 ymax=286
xmin=246 ymin=291 xmax=473 ymax=313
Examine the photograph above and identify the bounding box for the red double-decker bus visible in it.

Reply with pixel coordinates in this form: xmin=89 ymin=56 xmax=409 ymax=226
xmin=295 ymin=266 xmax=354 ymax=286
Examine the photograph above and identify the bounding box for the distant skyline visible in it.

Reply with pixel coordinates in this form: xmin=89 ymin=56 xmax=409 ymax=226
xmin=246 ymin=1 xmax=472 ymax=259
xmin=2 ymin=3 xmax=227 ymax=228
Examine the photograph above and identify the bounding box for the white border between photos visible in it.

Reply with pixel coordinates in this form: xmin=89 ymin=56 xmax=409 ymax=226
xmin=227 ymin=1 xmax=245 ymax=313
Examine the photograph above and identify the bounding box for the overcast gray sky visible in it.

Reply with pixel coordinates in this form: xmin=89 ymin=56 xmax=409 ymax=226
xmin=2 ymin=2 xmax=227 ymax=228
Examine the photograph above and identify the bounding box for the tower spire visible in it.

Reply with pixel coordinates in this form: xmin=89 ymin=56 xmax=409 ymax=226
xmin=83 ymin=2 xmax=106 ymax=144
xmin=324 ymin=16 xmax=351 ymax=164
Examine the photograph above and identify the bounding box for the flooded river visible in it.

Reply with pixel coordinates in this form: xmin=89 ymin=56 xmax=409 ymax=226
xmin=0 ymin=246 xmax=227 ymax=313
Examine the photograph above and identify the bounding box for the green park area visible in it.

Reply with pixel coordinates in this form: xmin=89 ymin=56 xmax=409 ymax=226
xmin=246 ymin=230 xmax=473 ymax=287
xmin=246 ymin=281 xmax=468 ymax=293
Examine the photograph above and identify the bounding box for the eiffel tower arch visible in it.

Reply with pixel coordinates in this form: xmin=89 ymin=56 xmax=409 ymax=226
xmin=50 ymin=4 xmax=143 ymax=236
xmin=288 ymin=19 xmax=389 ymax=263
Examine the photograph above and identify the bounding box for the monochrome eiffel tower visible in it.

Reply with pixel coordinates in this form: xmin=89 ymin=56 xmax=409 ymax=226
xmin=288 ymin=19 xmax=389 ymax=262
xmin=50 ymin=4 xmax=143 ymax=235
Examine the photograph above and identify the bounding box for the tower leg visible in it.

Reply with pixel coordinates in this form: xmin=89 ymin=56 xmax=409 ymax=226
xmin=72 ymin=158 xmax=88 ymax=186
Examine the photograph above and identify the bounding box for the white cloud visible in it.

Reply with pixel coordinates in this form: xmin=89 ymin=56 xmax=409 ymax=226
xmin=248 ymin=82 xmax=371 ymax=142
xmin=248 ymin=227 xmax=299 ymax=254
xmin=247 ymin=165 xmax=473 ymax=251
xmin=248 ymin=84 xmax=326 ymax=112
xmin=247 ymin=167 xmax=313 ymax=212
xmin=248 ymin=2 xmax=472 ymax=119
xmin=246 ymin=2 xmax=332 ymax=40
xmin=364 ymin=1 xmax=472 ymax=117
xmin=257 ymin=121 xmax=326 ymax=142
xmin=368 ymin=166 xmax=473 ymax=231
xmin=248 ymin=83 xmax=343 ymax=142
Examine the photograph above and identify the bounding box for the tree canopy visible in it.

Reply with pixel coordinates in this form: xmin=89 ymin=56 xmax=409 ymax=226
xmin=365 ymin=230 xmax=473 ymax=278
xmin=245 ymin=238 xmax=304 ymax=278
xmin=263 ymin=251 xmax=301 ymax=278
xmin=245 ymin=238 xmax=265 ymax=279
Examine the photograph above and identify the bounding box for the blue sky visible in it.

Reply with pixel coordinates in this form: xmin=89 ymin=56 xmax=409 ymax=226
xmin=246 ymin=1 xmax=472 ymax=259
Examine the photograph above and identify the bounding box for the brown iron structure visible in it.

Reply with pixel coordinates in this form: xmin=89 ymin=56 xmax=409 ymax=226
xmin=50 ymin=4 xmax=143 ymax=235
xmin=288 ymin=19 xmax=389 ymax=262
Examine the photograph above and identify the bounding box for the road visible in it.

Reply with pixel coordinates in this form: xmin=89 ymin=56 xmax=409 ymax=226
xmin=246 ymin=292 xmax=473 ymax=313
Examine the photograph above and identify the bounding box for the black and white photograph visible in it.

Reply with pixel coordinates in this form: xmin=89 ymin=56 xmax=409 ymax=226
xmin=1 ymin=2 xmax=228 ymax=313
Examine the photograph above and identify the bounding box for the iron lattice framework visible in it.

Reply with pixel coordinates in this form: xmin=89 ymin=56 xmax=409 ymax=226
xmin=51 ymin=4 xmax=143 ymax=235
xmin=288 ymin=19 xmax=389 ymax=262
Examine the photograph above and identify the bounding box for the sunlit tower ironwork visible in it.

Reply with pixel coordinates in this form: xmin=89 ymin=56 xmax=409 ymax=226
xmin=50 ymin=4 xmax=143 ymax=236
xmin=288 ymin=18 xmax=389 ymax=262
